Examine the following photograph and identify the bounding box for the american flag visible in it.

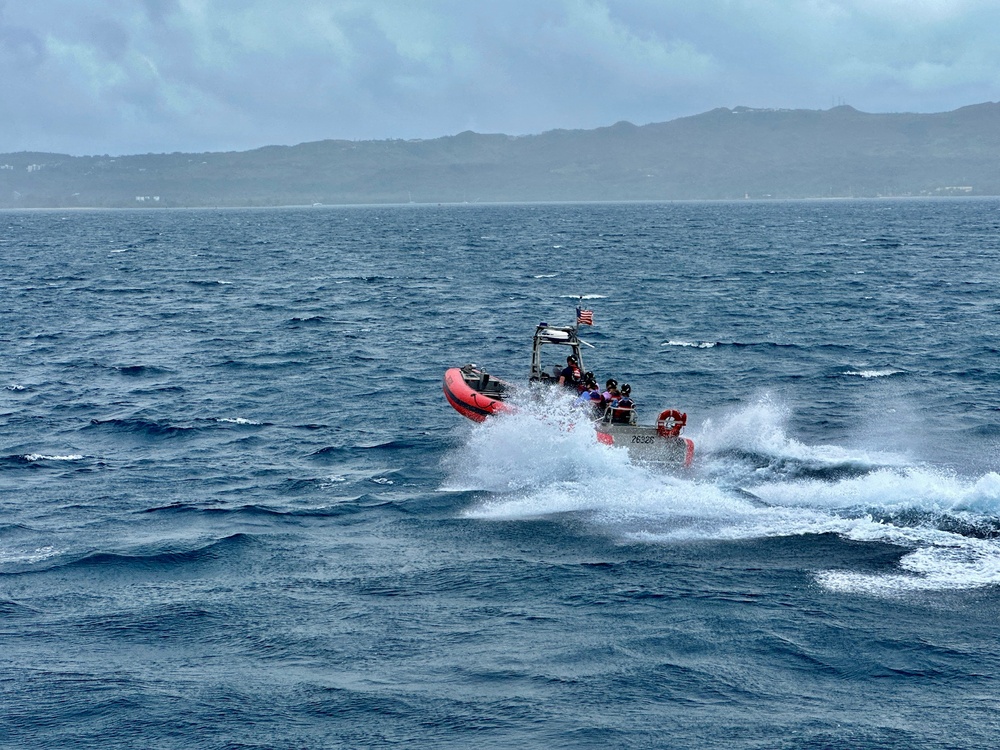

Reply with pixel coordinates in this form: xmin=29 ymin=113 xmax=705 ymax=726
xmin=576 ymin=307 xmax=594 ymax=326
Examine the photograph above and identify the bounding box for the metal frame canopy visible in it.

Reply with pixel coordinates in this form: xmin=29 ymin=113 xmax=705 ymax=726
xmin=529 ymin=323 xmax=586 ymax=381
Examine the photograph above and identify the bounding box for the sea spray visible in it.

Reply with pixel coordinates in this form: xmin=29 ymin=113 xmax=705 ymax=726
xmin=448 ymin=393 xmax=1000 ymax=592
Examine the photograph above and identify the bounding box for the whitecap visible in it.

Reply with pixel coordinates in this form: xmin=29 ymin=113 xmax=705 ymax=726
xmin=842 ymin=369 xmax=903 ymax=378
xmin=817 ymin=537 xmax=1000 ymax=595
xmin=752 ymin=468 xmax=1000 ymax=514
xmin=662 ymin=340 xmax=717 ymax=348
xmin=448 ymin=393 xmax=1000 ymax=595
xmin=0 ymin=545 xmax=57 ymax=565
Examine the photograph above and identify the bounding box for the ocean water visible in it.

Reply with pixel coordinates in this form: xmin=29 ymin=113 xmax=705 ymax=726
xmin=2 ymin=199 xmax=1000 ymax=749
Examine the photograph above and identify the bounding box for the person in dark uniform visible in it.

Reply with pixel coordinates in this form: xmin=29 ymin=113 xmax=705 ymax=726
xmin=610 ymin=383 xmax=635 ymax=424
xmin=558 ymin=356 xmax=582 ymax=389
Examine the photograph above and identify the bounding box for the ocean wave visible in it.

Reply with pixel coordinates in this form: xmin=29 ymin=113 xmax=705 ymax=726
xmin=115 ymin=364 xmax=173 ymax=377
xmin=860 ymin=237 xmax=906 ymax=249
xmin=310 ymin=445 xmax=350 ymax=458
xmin=0 ymin=545 xmax=58 ymax=567
xmin=726 ymin=341 xmax=799 ymax=349
xmin=816 ymin=530 xmax=1000 ymax=595
xmin=86 ymin=418 xmax=195 ymax=438
xmin=841 ymin=368 xmax=904 ymax=379
xmin=211 ymin=358 xmax=307 ymax=371
xmin=449 ymin=395 xmax=1000 ymax=594
xmin=75 ymin=601 xmax=237 ymax=641
xmin=662 ymin=340 xmax=800 ymax=349
xmin=0 ymin=522 xmax=36 ymax=536
xmin=333 ymin=275 xmax=393 ymax=284
xmin=0 ymin=599 xmax=42 ymax=617
xmin=286 ymin=315 xmax=329 ymax=326
xmin=752 ymin=469 xmax=1000 ymax=515
xmin=1 ymin=453 xmax=86 ymax=469
xmin=468 ymin=460 xmax=1000 ymax=595
xmin=6 ymin=533 xmax=255 ymax=577
xmin=145 ymin=501 xmax=363 ymax=519
xmin=85 ymin=416 xmax=267 ymax=434
xmin=359 ymin=438 xmax=425 ymax=451
xmin=693 ymin=396 xmax=909 ymax=482
xmin=662 ymin=340 xmax=718 ymax=348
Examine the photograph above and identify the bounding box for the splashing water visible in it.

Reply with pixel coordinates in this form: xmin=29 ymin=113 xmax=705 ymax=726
xmin=445 ymin=396 xmax=1000 ymax=595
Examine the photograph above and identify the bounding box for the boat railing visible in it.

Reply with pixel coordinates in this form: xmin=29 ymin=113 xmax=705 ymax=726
xmin=602 ymin=404 xmax=638 ymax=426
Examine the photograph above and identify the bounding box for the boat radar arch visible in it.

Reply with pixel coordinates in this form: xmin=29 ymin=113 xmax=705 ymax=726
xmin=530 ymin=323 xmax=585 ymax=381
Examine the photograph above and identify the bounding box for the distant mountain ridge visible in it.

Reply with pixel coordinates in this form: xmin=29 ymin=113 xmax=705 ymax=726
xmin=2 ymin=103 xmax=999 ymax=207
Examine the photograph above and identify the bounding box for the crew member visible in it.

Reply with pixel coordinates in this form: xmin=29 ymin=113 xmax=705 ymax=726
xmin=558 ymin=356 xmax=582 ymax=389
xmin=610 ymin=383 xmax=635 ymax=424
xmin=602 ymin=378 xmax=620 ymax=402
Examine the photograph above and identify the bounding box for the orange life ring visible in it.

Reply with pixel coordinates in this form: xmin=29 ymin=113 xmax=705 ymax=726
xmin=656 ymin=409 xmax=687 ymax=438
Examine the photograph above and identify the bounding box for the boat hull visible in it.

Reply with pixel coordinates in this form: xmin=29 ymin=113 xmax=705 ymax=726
xmin=595 ymin=423 xmax=695 ymax=467
xmin=444 ymin=366 xmax=694 ymax=467
xmin=442 ymin=366 xmax=513 ymax=422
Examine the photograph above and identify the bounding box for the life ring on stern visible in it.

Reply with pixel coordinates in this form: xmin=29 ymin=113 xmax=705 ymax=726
xmin=656 ymin=409 xmax=687 ymax=438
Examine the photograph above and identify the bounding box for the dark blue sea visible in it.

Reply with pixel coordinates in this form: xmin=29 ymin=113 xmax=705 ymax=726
xmin=3 ymin=200 xmax=1000 ymax=749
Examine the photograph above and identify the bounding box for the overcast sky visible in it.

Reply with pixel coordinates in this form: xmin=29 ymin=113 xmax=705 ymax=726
xmin=2 ymin=0 xmax=998 ymax=156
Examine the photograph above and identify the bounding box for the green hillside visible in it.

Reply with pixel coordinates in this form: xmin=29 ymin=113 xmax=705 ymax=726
xmin=2 ymin=103 xmax=998 ymax=207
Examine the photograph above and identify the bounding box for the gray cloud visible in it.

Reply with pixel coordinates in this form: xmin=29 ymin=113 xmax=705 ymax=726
xmin=2 ymin=0 xmax=998 ymax=155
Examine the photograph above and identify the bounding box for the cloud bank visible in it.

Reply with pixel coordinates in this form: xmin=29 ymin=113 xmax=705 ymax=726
xmin=2 ymin=0 xmax=998 ymax=155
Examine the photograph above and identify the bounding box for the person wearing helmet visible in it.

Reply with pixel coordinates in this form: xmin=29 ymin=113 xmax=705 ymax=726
xmin=573 ymin=377 xmax=601 ymax=409
xmin=558 ymin=355 xmax=582 ymax=389
xmin=576 ymin=370 xmax=597 ymax=395
xmin=610 ymin=383 xmax=635 ymax=424
xmin=601 ymin=378 xmax=620 ymax=402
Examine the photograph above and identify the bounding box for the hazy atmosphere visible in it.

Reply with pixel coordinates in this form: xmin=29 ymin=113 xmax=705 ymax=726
xmin=3 ymin=0 xmax=999 ymax=156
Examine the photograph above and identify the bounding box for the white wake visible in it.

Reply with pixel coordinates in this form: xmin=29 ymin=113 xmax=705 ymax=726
xmin=443 ymin=396 xmax=1000 ymax=596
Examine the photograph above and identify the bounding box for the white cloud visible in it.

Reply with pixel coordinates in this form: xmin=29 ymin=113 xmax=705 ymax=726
xmin=0 ymin=0 xmax=997 ymax=154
